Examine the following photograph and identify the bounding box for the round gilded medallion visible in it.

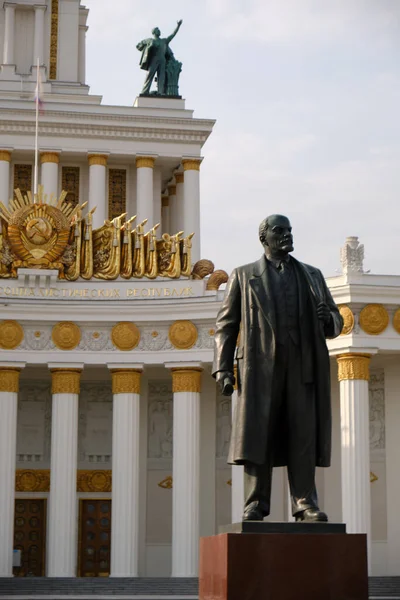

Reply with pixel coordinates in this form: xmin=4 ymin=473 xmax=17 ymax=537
xmin=338 ymin=305 xmax=355 ymax=336
xmin=359 ymin=304 xmax=389 ymax=335
xmin=394 ymin=309 xmax=400 ymax=335
xmin=111 ymin=322 xmax=140 ymax=351
xmin=168 ymin=320 xmax=198 ymax=349
xmin=0 ymin=320 xmax=24 ymax=349
xmin=52 ymin=321 xmax=81 ymax=350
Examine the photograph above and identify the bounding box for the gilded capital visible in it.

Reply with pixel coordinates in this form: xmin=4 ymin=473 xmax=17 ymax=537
xmin=168 ymin=184 xmax=177 ymax=196
xmin=0 ymin=368 xmax=21 ymax=393
xmin=336 ymin=354 xmax=371 ymax=382
xmin=51 ymin=369 xmax=82 ymax=394
xmin=88 ymin=154 xmax=108 ymax=167
xmin=182 ymin=159 xmax=201 ymax=172
xmin=40 ymin=152 xmax=60 ymax=164
xmin=0 ymin=150 xmax=11 ymax=162
xmin=175 ymin=172 xmax=184 ymax=184
xmin=233 ymin=365 xmax=238 ymax=391
xmin=111 ymin=369 xmax=142 ymax=394
xmin=161 ymin=196 xmax=169 ymax=208
xmin=136 ymin=156 xmax=155 ymax=169
xmin=171 ymin=368 xmax=202 ymax=393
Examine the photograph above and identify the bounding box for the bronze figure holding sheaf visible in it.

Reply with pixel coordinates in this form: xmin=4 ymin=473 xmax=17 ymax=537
xmin=137 ymin=20 xmax=183 ymax=97
xmin=213 ymin=215 xmax=343 ymax=522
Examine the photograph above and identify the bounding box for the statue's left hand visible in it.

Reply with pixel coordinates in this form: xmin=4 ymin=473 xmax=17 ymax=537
xmin=317 ymin=302 xmax=331 ymax=325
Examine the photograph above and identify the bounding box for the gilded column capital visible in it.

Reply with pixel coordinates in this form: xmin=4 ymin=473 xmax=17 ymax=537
xmin=175 ymin=172 xmax=184 ymax=184
xmin=88 ymin=154 xmax=108 ymax=167
xmin=182 ymin=158 xmax=202 ymax=172
xmin=51 ymin=369 xmax=82 ymax=394
xmin=168 ymin=184 xmax=177 ymax=196
xmin=111 ymin=369 xmax=142 ymax=394
xmin=40 ymin=151 xmax=60 ymax=164
xmin=136 ymin=156 xmax=155 ymax=169
xmin=170 ymin=367 xmax=203 ymax=393
xmin=161 ymin=196 xmax=169 ymax=207
xmin=0 ymin=150 xmax=12 ymax=162
xmin=336 ymin=353 xmax=371 ymax=382
xmin=233 ymin=365 xmax=238 ymax=391
xmin=0 ymin=368 xmax=21 ymax=392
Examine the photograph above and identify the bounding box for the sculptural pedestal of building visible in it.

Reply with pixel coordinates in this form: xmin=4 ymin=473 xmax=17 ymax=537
xmin=199 ymin=523 xmax=368 ymax=600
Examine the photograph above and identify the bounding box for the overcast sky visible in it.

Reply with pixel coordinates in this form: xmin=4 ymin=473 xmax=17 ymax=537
xmin=84 ymin=0 xmax=400 ymax=277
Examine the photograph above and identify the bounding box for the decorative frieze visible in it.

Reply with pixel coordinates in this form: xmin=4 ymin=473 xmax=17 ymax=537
xmin=51 ymin=369 xmax=81 ymax=394
xmin=337 ymin=354 xmax=371 ymax=382
xmin=77 ymin=469 xmax=112 ymax=493
xmin=16 ymin=469 xmax=50 ymax=492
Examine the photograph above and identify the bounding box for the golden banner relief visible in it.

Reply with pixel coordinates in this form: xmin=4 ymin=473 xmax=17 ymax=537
xmin=0 ymin=285 xmax=196 ymax=300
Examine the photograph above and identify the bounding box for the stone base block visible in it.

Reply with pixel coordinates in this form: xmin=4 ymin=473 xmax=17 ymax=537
xmin=199 ymin=529 xmax=368 ymax=600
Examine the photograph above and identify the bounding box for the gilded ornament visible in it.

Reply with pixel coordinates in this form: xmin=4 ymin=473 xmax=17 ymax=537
xmin=52 ymin=321 xmax=81 ymax=350
xmin=182 ymin=159 xmax=201 ymax=171
xmin=171 ymin=368 xmax=202 ymax=393
xmin=111 ymin=369 xmax=142 ymax=394
xmin=191 ymin=259 xmax=214 ymax=280
xmin=34 ymin=331 xmax=42 ymax=338
xmin=393 ymin=309 xmax=400 ymax=334
xmin=338 ymin=305 xmax=355 ymax=336
xmin=175 ymin=172 xmax=184 ymax=184
xmin=0 ymin=150 xmax=11 ymax=162
xmin=51 ymin=369 xmax=81 ymax=394
xmin=0 ymin=320 xmax=24 ymax=349
xmin=161 ymin=197 xmax=169 ymax=207
xmin=92 ymin=332 xmax=100 ymax=339
xmin=169 ymin=320 xmax=198 ymax=349
xmin=88 ymin=154 xmax=108 ymax=167
xmin=209 ymin=329 xmax=215 ymax=336
xmin=168 ymin=184 xmax=177 ymax=196
xmin=136 ymin=156 xmax=155 ymax=169
xmin=206 ymin=269 xmax=229 ymax=291
xmin=151 ymin=331 xmax=159 ymax=337
xmin=15 ymin=469 xmax=50 ymax=492
xmin=336 ymin=354 xmax=371 ymax=382
xmin=227 ymin=479 xmax=232 ymax=486
xmin=111 ymin=322 xmax=140 ymax=351
xmin=370 ymin=472 xmax=378 ymax=483
xmin=77 ymin=470 xmax=112 ymax=493
xmin=359 ymin=304 xmax=389 ymax=335
xmin=158 ymin=475 xmax=173 ymax=489
xmin=49 ymin=0 xmax=58 ymax=80
xmin=40 ymin=152 xmax=60 ymax=164
xmin=0 ymin=368 xmax=21 ymax=392
xmin=233 ymin=364 xmax=238 ymax=391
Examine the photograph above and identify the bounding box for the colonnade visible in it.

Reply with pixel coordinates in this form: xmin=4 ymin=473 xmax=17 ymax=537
xmin=0 ymin=150 xmax=202 ymax=263
xmin=0 ymin=361 xmax=203 ymax=578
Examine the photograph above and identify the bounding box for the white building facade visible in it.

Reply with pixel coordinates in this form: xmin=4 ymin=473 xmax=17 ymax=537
xmin=0 ymin=0 xmax=399 ymax=581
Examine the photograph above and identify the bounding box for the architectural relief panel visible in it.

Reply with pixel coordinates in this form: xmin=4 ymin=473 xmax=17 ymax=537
xmin=79 ymin=383 xmax=112 ymax=463
xmin=148 ymin=382 xmax=173 ymax=459
xmin=216 ymin=394 xmax=231 ymax=459
xmin=369 ymin=369 xmax=385 ymax=451
xmin=108 ymin=169 xmax=127 ymax=220
xmin=14 ymin=164 xmax=32 ymax=198
xmin=17 ymin=383 xmax=51 ymax=463
xmin=62 ymin=166 xmax=80 ymax=206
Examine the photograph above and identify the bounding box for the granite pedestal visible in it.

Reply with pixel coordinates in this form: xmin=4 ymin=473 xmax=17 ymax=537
xmin=199 ymin=522 xmax=368 ymax=600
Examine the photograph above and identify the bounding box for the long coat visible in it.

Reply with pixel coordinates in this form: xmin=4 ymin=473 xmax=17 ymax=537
xmin=212 ymin=255 xmax=343 ymax=468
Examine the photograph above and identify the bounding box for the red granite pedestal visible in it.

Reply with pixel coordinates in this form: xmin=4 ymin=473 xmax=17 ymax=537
xmin=199 ymin=525 xmax=368 ymax=600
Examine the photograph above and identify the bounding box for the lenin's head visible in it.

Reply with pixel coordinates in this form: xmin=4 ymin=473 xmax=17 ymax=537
xmin=259 ymin=214 xmax=294 ymax=255
xmin=152 ymin=27 xmax=161 ymax=38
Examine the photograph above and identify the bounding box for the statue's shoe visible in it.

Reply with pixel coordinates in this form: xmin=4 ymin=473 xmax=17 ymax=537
xmin=242 ymin=507 xmax=264 ymax=521
xmin=295 ymin=508 xmax=328 ymax=522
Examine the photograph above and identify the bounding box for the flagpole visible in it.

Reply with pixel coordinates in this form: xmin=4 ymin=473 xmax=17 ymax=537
xmin=34 ymin=57 xmax=39 ymax=201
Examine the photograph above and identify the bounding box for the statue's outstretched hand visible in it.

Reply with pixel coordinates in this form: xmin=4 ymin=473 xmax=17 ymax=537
xmin=216 ymin=371 xmax=235 ymax=396
xmin=177 ymin=19 xmax=183 ymax=26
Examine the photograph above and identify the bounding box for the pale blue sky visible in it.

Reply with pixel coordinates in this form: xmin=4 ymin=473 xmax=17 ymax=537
xmin=84 ymin=0 xmax=400 ymax=277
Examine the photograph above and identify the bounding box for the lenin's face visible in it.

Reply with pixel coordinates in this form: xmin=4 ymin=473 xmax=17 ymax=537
xmin=153 ymin=27 xmax=161 ymax=38
xmin=265 ymin=215 xmax=294 ymax=254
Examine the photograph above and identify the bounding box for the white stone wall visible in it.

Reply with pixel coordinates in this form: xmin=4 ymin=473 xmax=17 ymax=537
xmin=15 ymin=8 xmax=34 ymax=75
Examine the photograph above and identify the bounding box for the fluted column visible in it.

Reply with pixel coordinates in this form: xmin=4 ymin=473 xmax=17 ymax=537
xmin=231 ymin=366 xmax=244 ymax=523
xmin=3 ymin=3 xmax=16 ymax=65
xmin=161 ymin=196 xmax=170 ymax=234
xmin=337 ymin=353 xmax=371 ymax=564
xmin=33 ymin=5 xmax=46 ymax=65
xmin=167 ymin=362 xmax=202 ymax=576
xmin=0 ymin=363 xmax=25 ymax=577
xmin=168 ymin=183 xmax=177 ymax=233
xmin=108 ymin=365 xmax=143 ymax=577
xmin=136 ymin=156 xmax=155 ymax=228
xmin=40 ymin=152 xmax=60 ymax=200
xmin=182 ymin=159 xmax=201 ymax=263
xmin=175 ymin=172 xmax=184 ymax=232
xmin=47 ymin=365 xmax=82 ymax=577
xmin=0 ymin=150 xmax=11 ymax=205
xmin=88 ymin=154 xmax=108 ymax=229
xmin=78 ymin=25 xmax=88 ymax=84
